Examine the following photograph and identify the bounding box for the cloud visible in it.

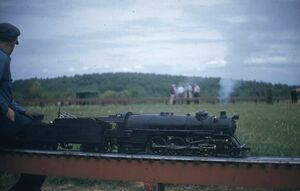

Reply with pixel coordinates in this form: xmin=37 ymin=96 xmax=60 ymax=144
xmin=221 ymin=15 xmax=249 ymax=24
xmin=244 ymin=56 xmax=299 ymax=65
xmin=206 ymin=59 xmax=227 ymax=67
xmin=67 ymin=67 xmax=76 ymax=72
xmin=221 ymin=15 xmax=268 ymax=24
xmin=1 ymin=0 xmax=300 ymax=85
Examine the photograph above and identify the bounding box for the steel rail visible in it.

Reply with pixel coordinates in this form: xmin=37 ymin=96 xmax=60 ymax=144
xmin=1 ymin=149 xmax=300 ymax=166
xmin=1 ymin=149 xmax=300 ymax=191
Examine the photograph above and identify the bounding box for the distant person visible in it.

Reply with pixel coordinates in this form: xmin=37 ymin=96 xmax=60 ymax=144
xmin=193 ymin=84 xmax=200 ymax=104
xmin=185 ymin=84 xmax=193 ymax=104
xmin=255 ymin=91 xmax=260 ymax=104
xmin=291 ymin=89 xmax=298 ymax=103
xmin=176 ymin=85 xmax=185 ymax=104
xmin=266 ymin=88 xmax=273 ymax=104
xmin=169 ymin=84 xmax=176 ymax=104
xmin=0 ymin=23 xmax=46 ymax=191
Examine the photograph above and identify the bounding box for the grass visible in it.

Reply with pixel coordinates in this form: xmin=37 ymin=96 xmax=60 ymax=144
xmin=1 ymin=101 xmax=300 ymax=191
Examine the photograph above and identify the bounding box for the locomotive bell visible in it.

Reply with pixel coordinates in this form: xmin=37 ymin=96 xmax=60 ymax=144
xmin=195 ymin=110 xmax=208 ymax=120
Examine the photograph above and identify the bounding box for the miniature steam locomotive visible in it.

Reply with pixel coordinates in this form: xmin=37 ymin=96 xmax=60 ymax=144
xmin=0 ymin=110 xmax=249 ymax=157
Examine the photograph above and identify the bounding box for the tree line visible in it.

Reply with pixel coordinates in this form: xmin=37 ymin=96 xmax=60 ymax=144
xmin=12 ymin=72 xmax=291 ymax=101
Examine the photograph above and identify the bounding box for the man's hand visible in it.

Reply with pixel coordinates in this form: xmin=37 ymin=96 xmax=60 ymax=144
xmin=6 ymin=107 xmax=15 ymax=122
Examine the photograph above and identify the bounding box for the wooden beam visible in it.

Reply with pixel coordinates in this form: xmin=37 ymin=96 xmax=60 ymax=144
xmin=0 ymin=151 xmax=300 ymax=190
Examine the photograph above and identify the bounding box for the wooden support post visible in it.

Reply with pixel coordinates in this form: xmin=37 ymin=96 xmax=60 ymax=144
xmin=144 ymin=182 xmax=164 ymax=191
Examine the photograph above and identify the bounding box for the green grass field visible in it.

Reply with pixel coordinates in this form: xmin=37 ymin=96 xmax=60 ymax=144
xmin=1 ymin=102 xmax=300 ymax=191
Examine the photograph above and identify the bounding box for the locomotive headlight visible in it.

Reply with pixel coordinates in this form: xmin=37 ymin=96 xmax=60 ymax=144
xmin=232 ymin=115 xmax=239 ymax=120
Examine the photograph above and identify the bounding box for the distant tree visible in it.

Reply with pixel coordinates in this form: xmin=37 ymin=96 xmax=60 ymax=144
xmin=119 ymin=90 xmax=130 ymax=98
xmin=126 ymin=84 xmax=146 ymax=97
xmin=21 ymin=80 xmax=46 ymax=99
xmin=102 ymin=90 xmax=119 ymax=99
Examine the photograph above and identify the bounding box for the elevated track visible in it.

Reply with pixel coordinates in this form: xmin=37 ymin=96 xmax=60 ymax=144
xmin=1 ymin=149 xmax=300 ymax=191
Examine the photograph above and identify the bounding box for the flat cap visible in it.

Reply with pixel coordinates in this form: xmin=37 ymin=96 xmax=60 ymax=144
xmin=0 ymin=23 xmax=20 ymax=44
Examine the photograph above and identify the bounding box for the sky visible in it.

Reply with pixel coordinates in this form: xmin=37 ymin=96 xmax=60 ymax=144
xmin=0 ymin=0 xmax=300 ymax=85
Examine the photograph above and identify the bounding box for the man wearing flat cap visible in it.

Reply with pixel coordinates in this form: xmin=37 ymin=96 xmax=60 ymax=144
xmin=0 ymin=23 xmax=46 ymax=191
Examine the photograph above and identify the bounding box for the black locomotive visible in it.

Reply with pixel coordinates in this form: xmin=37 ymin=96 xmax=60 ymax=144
xmin=0 ymin=110 xmax=249 ymax=157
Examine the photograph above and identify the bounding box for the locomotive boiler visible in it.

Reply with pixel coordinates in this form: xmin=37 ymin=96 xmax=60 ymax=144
xmin=0 ymin=110 xmax=249 ymax=157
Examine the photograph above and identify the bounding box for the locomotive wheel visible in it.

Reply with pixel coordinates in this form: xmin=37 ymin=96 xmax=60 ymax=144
xmin=80 ymin=144 xmax=101 ymax=152
xmin=148 ymin=136 xmax=167 ymax=155
xmin=60 ymin=143 xmax=74 ymax=150
xmin=168 ymin=137 xmax=187 ymax=155
xmin=229 ymin=149 xmax=239 ymax=157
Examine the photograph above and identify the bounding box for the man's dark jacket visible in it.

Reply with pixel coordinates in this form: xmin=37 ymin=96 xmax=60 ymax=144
xmin=0 ymin=48 xmax=31 ymax=129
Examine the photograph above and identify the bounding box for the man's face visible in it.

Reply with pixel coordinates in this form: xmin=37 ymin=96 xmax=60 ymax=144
xmin=7 ymin=38 xmax=18 ymax=55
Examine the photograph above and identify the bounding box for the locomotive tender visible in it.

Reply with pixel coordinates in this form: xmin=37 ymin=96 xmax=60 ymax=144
xmin=0 ymin=110 xmax=249 ymax=157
